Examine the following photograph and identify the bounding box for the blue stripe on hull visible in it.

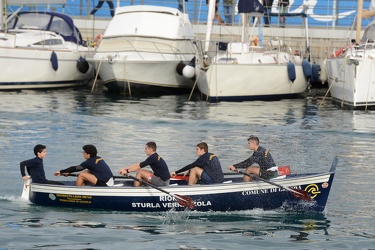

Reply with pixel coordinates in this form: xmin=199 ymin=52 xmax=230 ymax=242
xmin=0 ymin=81 xmax=88 ymax=90
xmin=202 ymin=93 xmax=304 ymax=103
xmin=105 ymin=81 xmax=192 ymax=95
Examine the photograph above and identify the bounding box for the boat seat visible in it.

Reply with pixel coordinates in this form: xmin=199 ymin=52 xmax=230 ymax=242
xmin=273 ymin=175 xmax=286 ymax=180
xmin=113 ymin=183 xmax=124 ymax=187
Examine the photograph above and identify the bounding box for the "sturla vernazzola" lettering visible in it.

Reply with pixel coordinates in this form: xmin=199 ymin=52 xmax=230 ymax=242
xmin=131 ymin=196 xmax=211 ymax=208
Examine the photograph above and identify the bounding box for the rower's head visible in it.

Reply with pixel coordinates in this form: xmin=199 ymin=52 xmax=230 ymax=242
xmin=83 ymin=144 xmax=97 ymax=158
xmin=247 ymin=136 xmax=259 ymax=150
xmin=34 ymin=144 xmax=47 ymax=159
xmin=196 ymin=142 xmax=208 ymax=156
xmin=145 ymin=141 xmax=157 ymax=156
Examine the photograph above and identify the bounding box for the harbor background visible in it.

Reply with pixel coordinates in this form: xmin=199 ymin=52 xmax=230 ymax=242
xmin=0 ymin=87 xmax=374 ymax=249
xmin=5 ymin=0 xmax=375 ymax=68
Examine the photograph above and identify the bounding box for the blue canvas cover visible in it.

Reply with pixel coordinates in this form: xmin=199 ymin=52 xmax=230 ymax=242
xmin=7 ymin=11 xmax=83 ymax=45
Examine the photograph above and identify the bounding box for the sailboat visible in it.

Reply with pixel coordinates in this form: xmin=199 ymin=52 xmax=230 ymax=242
xmin=0 ymin=0 xmax=95 ymax=90
xmin=194 ymin=0 xmax=311 ymax=102
xmin=325 ymin=0 xmax=375 ymax=110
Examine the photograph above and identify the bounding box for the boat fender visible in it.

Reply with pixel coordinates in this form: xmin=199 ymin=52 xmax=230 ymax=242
xmin=331 ymin=48 xmax=345 ymax=58
xmin=302 ymin=58 xmax=312 ymax=79
xmin=176 ymin=61 xmax=186 ymax=76
xmin=182 ymin=57 xmax=196 ymax=78
xmin=278 ymin=166 xmax=291 ymax=175
xmin=287 ymin=61 xmax=296 ymax=83
xmin=311 ymin=62 xmax=319 ymax=82
xmin=77 ymin=56 xmax=90 ymax=74
xmin=50 ymin=51 xmax=58 ymax=71
xmin=92 ymin=34 xmax=103 ymax=47
xmin=319 ymin=59 xmax=328 ymax=83
xmin=182 ymin=65 xmax=195 ymax=78
xmin=251 ymin=35 xmax=258 ymax=46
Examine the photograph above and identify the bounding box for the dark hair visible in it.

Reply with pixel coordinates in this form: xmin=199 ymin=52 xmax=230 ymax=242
xmin=196 ymin=142 xmax=208 ymax=153
xmin=83 ymin=144 xmax=97 ymax=157
xmin=247 ymin=136 xmax=259 ymax=145
xmin=146 ymin=142 xmax=157 ymax=151
xmin=34 ymin=144 xmax=46 ymax=156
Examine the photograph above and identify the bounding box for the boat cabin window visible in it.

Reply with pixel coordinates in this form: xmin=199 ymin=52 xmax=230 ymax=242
xmin=33 ymin=39 xmax=63 ymax=46
xmin=8 ymin=13 xmax=50 ymax=30
xmin=49 ymin=17 xmax=73 ymax=37
xmin=361 ymin=24 xmax=375 ymax=43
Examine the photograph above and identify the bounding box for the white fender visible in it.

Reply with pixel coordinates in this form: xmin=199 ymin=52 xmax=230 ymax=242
xmin=21 ymin=178 xmax=31 ymax=201
xmin=182 ymin=65 xmax=195 ymax=78
xmin=319 ymin=59 xmax=328 ymax=83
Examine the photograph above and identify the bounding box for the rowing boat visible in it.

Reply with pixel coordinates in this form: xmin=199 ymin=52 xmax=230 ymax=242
xmin=21 ymin=157 xmax=337 ymax=212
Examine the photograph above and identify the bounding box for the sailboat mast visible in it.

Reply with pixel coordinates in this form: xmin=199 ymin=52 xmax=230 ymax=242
xmin=356 ymin=0 xmax=363 ymax=42
xmin=204 ymin=0 xmax=216 ymax=52
xmin=1 ymin=0 xmax=4 ymax=30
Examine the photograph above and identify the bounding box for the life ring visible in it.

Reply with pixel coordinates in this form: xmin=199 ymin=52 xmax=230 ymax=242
xmin=91 ymin=34 xmax=103 ymax=47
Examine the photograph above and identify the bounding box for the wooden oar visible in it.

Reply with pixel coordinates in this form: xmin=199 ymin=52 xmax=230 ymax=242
xmin=233 ymin=170 xmax=312 ymax=202
xmin=125 ymin=175 xmax=195 ymax=209
xmin=65 ymin=173 xmax=195 ymax=209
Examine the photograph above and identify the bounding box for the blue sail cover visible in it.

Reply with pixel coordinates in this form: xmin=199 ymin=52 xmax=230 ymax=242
xmin=238 ymin=0 xmax=265 ymax=14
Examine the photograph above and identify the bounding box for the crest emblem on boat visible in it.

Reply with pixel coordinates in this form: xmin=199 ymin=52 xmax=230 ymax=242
xmin=304 ymin=184 xmax=321 ymax=199
xmin=49 ymin=193 xmax=57 ymax=201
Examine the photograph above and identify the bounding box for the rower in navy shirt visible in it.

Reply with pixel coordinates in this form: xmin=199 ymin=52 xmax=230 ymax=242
xmin=228 ymin=135 xmax=278 ymax=181
xmin=20 ymin=144 xmax=63 ymax=185
xmin=171 ymin=142 xmax=224 ymax=185
xmin=118 ymin=142 xmax=170 ymax=187
xmin=54 ymin=144 xmax=114 ymax=186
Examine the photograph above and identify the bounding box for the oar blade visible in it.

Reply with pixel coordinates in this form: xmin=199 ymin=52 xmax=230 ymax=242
xmin=291 ymin=189 xmax=312 ymax=201
xmin=175 ymin=194 xmax=196 ymax=209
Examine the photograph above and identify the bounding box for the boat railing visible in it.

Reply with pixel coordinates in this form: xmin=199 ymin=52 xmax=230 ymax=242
xmin=97 ymin=37 xmax=196 ymax=61
xmin=201 ymin=36 xmax=305 ymax=64
xmin=347 ymin=39 xmax=375 ymax=59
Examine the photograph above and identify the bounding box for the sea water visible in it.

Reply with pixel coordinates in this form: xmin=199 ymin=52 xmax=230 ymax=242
xmin=0 ymin=87 xmax=374 ymax=249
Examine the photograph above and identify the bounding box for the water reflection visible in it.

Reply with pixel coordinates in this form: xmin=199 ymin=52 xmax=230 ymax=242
xmin=1 ymin=87 xmax=375 ymax=249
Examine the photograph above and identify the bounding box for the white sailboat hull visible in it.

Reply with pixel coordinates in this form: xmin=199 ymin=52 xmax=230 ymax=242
xmin=0 ymin=47 xmax=94 ymax=89
xmin=0 ymin=12 xmax=95 ymax=90
xmin=196 ymin=6 xmax=310 ymax=102
xmin=326 ymin=55 xmax=375 ymax=109
xmin=197 ymin=62 xmax=308 ymax=101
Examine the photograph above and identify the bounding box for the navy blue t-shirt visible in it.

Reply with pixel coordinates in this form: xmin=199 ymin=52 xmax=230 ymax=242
xmin=20 ymin=157 xmax=47 ymax=184
xmin=140 ymin=153 xmax=170 ymax=181
xmin=233 ymin=146 xmax=276 ymax=172
xmin=75 ymin=156 xmax=113 ymax=183
xmin=176 ymin=152 xmax=224 ymax=184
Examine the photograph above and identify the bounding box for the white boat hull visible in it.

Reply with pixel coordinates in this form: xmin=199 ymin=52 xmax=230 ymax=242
xmin=196 ymin=9 xmax=310 ymax=102
xmin=326 ymin=18 xmax=375 ymax=109
xmin=0 ymin=47 xmax=94 ymax=89
xmin=91 ymin=55 xmax=196 ymax=92
xmin=326 ymin=56 xmax=375 ymax=109
xmin=0 ymin=12 xmax=95 ymax=90
xmin=90 ymin=5 xmax=198 ymax=93
xmin=196 ymin=62 xmax=308 ymax=102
